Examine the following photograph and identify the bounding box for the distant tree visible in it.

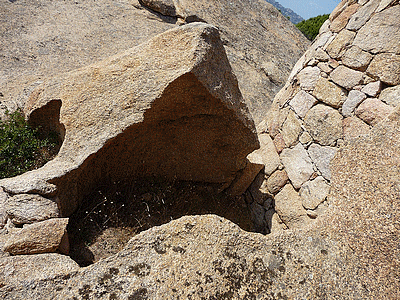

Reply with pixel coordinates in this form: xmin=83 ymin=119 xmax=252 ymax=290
xmin=296 ymin=14 xmax=329 ymax=41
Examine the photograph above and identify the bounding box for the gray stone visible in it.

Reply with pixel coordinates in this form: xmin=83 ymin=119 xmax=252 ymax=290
xmin=297 ymin=66 xmax=320 ymax=91
xmin=355 ymin=98 xmax=394 ymax=126
xmin=274 ymin=184 xmax=310 ymax=228
xmin=343 ymin=116 xmax=371 ymax=141
xmin=3 ymin=218 xmax=69 ymax=255
xmin=319 ymin=19 xmax=331 ymax=34
xmin=304 ymin=104 xmax=343 ymax=146
xmin=342 ymin=90 xmax=367 ymax=117
xmin=367 ymin=53 xmax=400 ymax=86
xmin=281 ymin=110 xmax=303 ymax=148
xmin=280 ymin=143 xmax=314 ymax=189
xmin=313 ymin=77 xmax=346 ymax=108
xmin=330 ymin=66 xmax=364 ymax=90
xmin=289 ymin=90 xmax=318 ymax=118
xmin=307 ymin=144 xmax=337 ymax=181
xmin=342 ymin=46 xmax=373 ymax=71
xmin=353 ymin=6 xmax=400 ymax=54
xmin=266 ymin=170 xmax=288 ymax=194
xmin=5 ymin=194 xmax=59 ymax=225
xmin=361 ymin=81 xmax=381 ymax=97
xmin=346 ymin=0 xmax=380 ymax=31
xmin=326 ymin=29 xmax=356 ymax=59
xmin=300 ymin=176 xmax=330 ymax=210
xmin=379 ymin=85 xmax=400 ymax=107
xmin=0 ymin=253 xmax=79 ymax=287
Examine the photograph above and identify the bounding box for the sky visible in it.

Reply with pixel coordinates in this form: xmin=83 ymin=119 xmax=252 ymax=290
xmin=277 ymin=0 xmax=342 ymax=20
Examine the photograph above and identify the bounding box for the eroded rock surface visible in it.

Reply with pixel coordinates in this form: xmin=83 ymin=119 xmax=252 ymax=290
xmin=0 ymin=24 xmax=259 ymax=216
xmin=0 ymin=0 xmax=309 ymax=123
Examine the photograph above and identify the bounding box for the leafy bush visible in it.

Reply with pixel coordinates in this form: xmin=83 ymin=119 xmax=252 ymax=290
xmin=0 ymin=110 xmax=59 ymax=179
xmin=296 ymin=14 xmax=329 ymax=41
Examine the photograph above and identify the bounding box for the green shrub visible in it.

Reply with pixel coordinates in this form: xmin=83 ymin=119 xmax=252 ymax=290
xmin=296 ymin=14 xmax=330 ymax=41
xmin=0 ymin=110 xmax=59 ymax=179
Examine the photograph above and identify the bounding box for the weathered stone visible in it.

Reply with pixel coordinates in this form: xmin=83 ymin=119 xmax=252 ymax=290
xmin=289 ymin=90 xmax=318 ymax=118
xmin=367 ymin=53 xmax=400 ymax=86
xmin=228 ymin=154 xmax=264 ymax=196
xmin=0 ymin=0 xmax=310 ymax=123
xmin=299 ymin=176 xmax=330 ymax=210
xmin=307 ymin=144 xmax=337 ymax=181
xmin=342 ymin=45 xmax=373 ymax=71
xmin=0 ymin=188 xmax=7 ymax=229
xmin=346 ymin=0 xmax=380 ymax=31
xmin=314 ymin=48 xmax=330 ymax=61
xmin=247 ymin=172 xmax=270 ymax=206
xmin=343 ymin=116 xmax=370 ymax=141
xmin=272 ymin=133 xmax=286 ymax=154
xmin=297 ymin=66 xmax=320 ymax=91
xmin=319 ymin=19 xmax=331 ymax=34
xmin=304 ymin=104 xmax=343 ymax=146
xmin=326 ymin=29 xmax=356 ymax=59
xmin=328 ymin=58 xmax=340 ymax=69
xmin=379 ymin=85 xmax=400 ymax=107
xmin=353 ymin=5 xmax=400 ymax=54
xmin=299 ymin=131 xmax=313 ymax=145
xmin=361 ymin=81 xmax=381 ymax=97
xmin=0 ymin=253 xmax=79 ymax=287
xmin=330 ymin=0 xmax=349 ymax=21
xmin=5 ymin=194 xmax=59 ymax=225
xmin=3 ymin=218 xmax=69 ymax=255
xmin=266 ymin=170 xmax=288 ymax=194
xmin=314 ymin=31 xmax=334 ymax=50
xmin=251 ymin=134 xmax=281 ymax=176
xmin=141 ymin=0 xmax=177 ymax=16
xmin=313 ymin=78 xmax=346 ymax=108
xmin=274 ymin=184 xmax=309 ymax=228
xmin=0 ymin=24 xmax=259 ymax=216
xmin=330 ymin=4 xmax=360 ymax=33
xmin=330 ymin=65 xmax=364 ymax=90
xmin=266 ymin=106 xmax=290 ymax=137
xmin=317 ymin=62 xmax=333 ymax=74
xmin=342 ymin=90 xmax=367 ymax=117
xmin=355 ymin=98 xmax=394 ymax=126
xmin=281 ymin=110 xmax=303 ymax=148
xmin=376 ymin=0 xmax=396 ymax=12
xmin=280 ymin=143 xmax=314 ymax=189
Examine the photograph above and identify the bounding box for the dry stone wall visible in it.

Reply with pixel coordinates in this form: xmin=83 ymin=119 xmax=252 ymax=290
xmin=248 ymin=0 xmax=400 ymax=232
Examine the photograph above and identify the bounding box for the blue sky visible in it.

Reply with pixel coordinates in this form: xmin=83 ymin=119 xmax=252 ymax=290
xmin=278 ymin=0 xmax=342 ymax=19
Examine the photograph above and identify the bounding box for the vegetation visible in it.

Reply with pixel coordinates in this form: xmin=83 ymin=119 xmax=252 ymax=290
xmin=296 ymin=14 xmax=329 ymax=41
xmin=0 ymin=110 xmax=59 ymax=179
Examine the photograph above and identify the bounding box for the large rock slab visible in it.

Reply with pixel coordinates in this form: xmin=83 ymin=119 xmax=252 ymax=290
xmin=0 ymin=0 xmax=309 ymax=123
xmin=0 ymin=24 xmax=259 ymax=216
xmin=0 ymin=253 xmax=79 ymax=287
xmin=5 ymin=194 xmax=59 ymax=225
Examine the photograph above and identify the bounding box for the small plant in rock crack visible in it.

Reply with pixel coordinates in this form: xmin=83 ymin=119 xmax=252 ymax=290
xmin=0 ymin=109 xmax=60 ymax=179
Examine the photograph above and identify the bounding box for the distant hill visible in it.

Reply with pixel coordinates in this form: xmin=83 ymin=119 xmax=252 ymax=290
xmin=264 ymin=0 xmax=304 ymax=24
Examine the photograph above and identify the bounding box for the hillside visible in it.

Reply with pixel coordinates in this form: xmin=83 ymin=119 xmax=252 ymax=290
xmin=265 ymin=0 xmax=304 ymax=23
